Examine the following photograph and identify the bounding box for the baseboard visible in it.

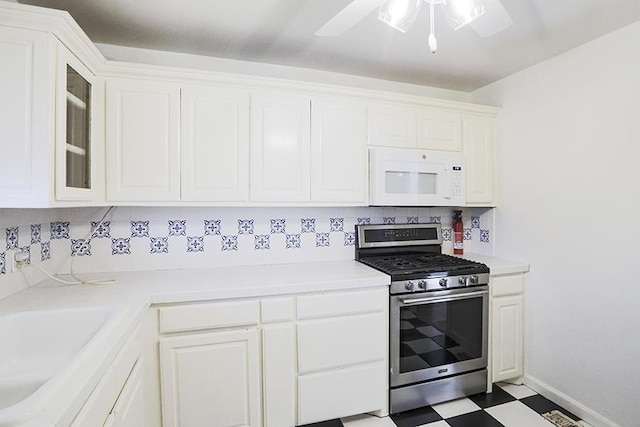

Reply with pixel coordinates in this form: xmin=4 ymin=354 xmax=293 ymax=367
xmin=524 ymin=374 xmax=620 ymax=427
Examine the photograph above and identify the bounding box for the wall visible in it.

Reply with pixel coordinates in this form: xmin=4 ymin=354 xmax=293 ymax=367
xmin=472 ymin=20 xmax=640 ymax=427
xmin=0 ymin=206 xmax=493 ymax=300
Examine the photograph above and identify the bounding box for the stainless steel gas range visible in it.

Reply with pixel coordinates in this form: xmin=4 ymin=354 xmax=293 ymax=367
xmin=355 ymin=223 xmax=490 ymax=414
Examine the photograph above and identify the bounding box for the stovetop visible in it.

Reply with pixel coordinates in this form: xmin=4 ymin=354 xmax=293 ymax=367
xmin=358 ymin=252 xmax=489 ymax=279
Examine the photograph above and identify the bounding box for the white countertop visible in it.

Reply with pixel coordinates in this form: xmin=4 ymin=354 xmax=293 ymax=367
xmin=455 ymin=253 xmax=530 ymax=276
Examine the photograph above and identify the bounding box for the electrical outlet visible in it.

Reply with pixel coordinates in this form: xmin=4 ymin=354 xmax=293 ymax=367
xmin=5 ymin=249 xmax=29 ymax=273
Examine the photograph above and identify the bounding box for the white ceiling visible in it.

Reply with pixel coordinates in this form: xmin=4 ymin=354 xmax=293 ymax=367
xmin=16 ymin=0 xmax=640 ymax=91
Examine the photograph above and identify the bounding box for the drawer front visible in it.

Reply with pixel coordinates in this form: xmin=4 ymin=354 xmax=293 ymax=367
xmin=159 ymin=300 xmax=259 ymax=333
xmin=491 ymin=274 xmax=525 ymax=297
xmin=297 ymin=288 xmax=386 ymax=319
xmin=297 ymin=312 xmax=386 ymax=374
xmin=261 ymin=297 xmax=294 ymax=323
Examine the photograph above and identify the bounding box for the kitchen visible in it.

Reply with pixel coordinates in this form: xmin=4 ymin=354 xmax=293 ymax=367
xmin=0 ymin=1 xmax=639 ymax=427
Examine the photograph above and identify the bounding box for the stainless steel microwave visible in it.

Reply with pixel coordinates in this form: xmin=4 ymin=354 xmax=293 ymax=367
xmin=369 ymin=147 xmax=465 ymax=206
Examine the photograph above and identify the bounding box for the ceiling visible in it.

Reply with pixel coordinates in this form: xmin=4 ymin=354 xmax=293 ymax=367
xmin=16 ymin=0 xmax=640 ymax=91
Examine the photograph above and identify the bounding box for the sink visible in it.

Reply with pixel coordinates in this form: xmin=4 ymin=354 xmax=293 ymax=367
xmin=0 ymin=305 xmax=122 ymax=424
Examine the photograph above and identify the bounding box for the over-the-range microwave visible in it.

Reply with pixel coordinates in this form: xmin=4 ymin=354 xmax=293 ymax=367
xmin=369 ymin=147 xmax=465 ymax=206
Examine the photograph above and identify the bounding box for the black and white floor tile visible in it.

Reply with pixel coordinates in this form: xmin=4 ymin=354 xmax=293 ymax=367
xmin=300 ymin=384 xmax=592 ymax=427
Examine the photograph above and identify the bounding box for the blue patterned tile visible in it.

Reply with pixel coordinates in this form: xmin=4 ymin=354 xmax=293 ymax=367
xmin=187 ymin=236 xmax=204 ymax=253
xmin=286 ymin=234 xmax=301 ymax=249
xmin=168 ymin=220 xmax=187 ymax=236
xmin=222 ymin=235 xmax=238 ymax=251
xmin=316 ymin=233 xmax=330 ymax=247
xmin=330 ymin=218 xmax=344 ymax=232
xmin=131 ymin=221 xmax=150 ymax=238
xmin=238 ymin=219 xmax=254 ymax=235
xmin=91 ymin=221 xmax=111 ymax=238
xmin=383 ymin=217 xmax=396 ymax=225
xmin=6 ymin=227 xmax=18 ymax=249
xmin=471 ymin=216 xmax=481 ymax=229
xmin=464 ymin=228 xmax=472 ymax=241
xmin=269 ymin=219 xmax=286 ymax=234
xmin=442 ymin=228 xmax=452 ymax=241
xmin=204 ymin=219 xmax=222 ymax=236
xmin=71 ymin=239 xmax=91 ymax=257
xmin=254 ymin=234 xmax=270 ymax=250
xmin=30 ymin=224 xmax=41 ymax=244
xmin=50 ymin=222 xmax=70 ymax=240
xmin=0 ymin=253 xmax=5 ymax=275
xmin=150 ymin=237 xmax=169 ymax=254
xmin=480 ymin=229 xmax=490 ymax=243
xmin=111 ymin=238 xmax=131 ymax=255
xmin=430 ymin=216 xmax=442 ymax=224
xmin=357 ymin=217 xmax=370 ymax=225
xmin=41 ymin=241 xmax=50 ymax=262
xmin=407 ymin=217 xmax=419 ymax=224
xmin=344 ymin=232 xmax=356 ymax=246
xmin=301 ymin=218 xmax=316 ymax=233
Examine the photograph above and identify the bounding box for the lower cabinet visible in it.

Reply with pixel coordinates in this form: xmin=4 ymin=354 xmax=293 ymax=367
xmin=490 ymin=273 xmax=525 ymax=384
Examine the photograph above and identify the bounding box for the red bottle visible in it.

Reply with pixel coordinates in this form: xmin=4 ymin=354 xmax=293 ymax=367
xmin=453 ymin=210 xmax=464 ymax=255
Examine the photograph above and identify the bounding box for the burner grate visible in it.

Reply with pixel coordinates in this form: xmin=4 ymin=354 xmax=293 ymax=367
xmin=359 ymin=253 xmax=486 ymax=276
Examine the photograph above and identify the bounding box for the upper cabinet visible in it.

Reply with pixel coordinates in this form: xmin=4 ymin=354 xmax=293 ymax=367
xmin=463 ymin=115 xmax=495 ymax=206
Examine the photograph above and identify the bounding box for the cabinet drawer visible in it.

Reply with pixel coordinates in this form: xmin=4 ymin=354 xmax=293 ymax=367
xmin=297 ymin=288 xmax=386 ymax=319
xmin=491 ymin=274 xmax=525 ymax=297
xmin=298 ymin=312 xmax=386 ymax=373
xmin=261 ymin=297 xmax=294 ymax=323
xmin=159 ymin=300 xmax=259 ymax=333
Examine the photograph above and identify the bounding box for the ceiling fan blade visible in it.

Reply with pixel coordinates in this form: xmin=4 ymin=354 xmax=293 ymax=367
xmin=469 ymin=0 xmax=513 ymax=37
xmin=315 ymin=0 xmax=389 ymax=37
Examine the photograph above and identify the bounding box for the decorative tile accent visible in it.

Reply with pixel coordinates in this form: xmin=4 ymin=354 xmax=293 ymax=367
xmin=270 ymin=219 xmax=286 ymax=234
xmin=238 ymin=219 xmax=254 ymax=235
xmin=150 ymin=237 xmax=169 ymax=254
xmin=91 ymin=221 xmax=111 ymax=238
xmin=430 ymin=216 xmax=442 ymax=224
xmin=344 ymin=232 xmax=356 ymax=246
xmin=50 ymin=222 xmax=70 ymax=240
xmin=187 ymin=236 xmax=205 ymax=253
xmin=30 ymin=224 xmax=41 ymax=244
xmin=329 ymin=218 xmax=344 ymax=232
xmin=111 ymin=238 xmax=131 ymax=255
xmin=168 ymin=220 xmax=187 ymax=236
xmin=131 ymin=221 xmax=150 ymax=238
xmin=0 ymin=253 xmax=5 ymax=275
xmin=471 ymin=216 xmax=481 ymax=229
xmin=286 ymin=234 xmax=301 ymax=249
xmin=6 ymin=227 xmax=19 ymax=249
xmin=357 ymin=217 xmax=371 ymax=225
xmin=71 ymin=239 xmax=91 ymax=257
xmin=464 ymin=228 xmax=472 ymax=241
xmin=19 ymin=246 xmax=31 ymax=264
xmin=407 ymin=216 xmax=419 ymax=224
xmin=221 ymin=235 xmax=238 ymax=251
xmin=301 ymin=218 xmax=316 ymax=233
xmin=442 ymin=228 xmax=452 ymax=241
xmin=316 ymin=233 xmax=330 ymax=247
xmin=41 ymin=241 xmax=50 ymax=262
xmin=480 ymin=229 xmax=490 ymax=243
xmin=383 ymin=217 xmax=396 ymax=225
xmin=204 ymin=220 xmax=222 ymax=236
xmin=254 ymin=235 xmax=270 ymax=250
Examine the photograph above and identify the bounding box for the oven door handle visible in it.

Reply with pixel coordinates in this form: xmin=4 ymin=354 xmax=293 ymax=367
xmin=400 ymin=290 xmax=488 ymax=306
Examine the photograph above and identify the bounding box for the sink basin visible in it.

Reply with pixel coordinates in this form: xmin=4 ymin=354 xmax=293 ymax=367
xmin=0 ymin=305 xmax=122 ymax=424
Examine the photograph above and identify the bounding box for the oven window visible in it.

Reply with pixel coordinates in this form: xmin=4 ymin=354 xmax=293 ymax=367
xmin=399 ymin=297 xmax=483 ymax=374
xmin=385 ymin=171 xmax=437 ymax=195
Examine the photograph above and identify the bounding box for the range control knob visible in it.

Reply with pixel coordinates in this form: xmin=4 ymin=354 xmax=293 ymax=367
xmin=405 ymin=281 xmax=414 ymax=291
xmin=458 ymin=277 xmax=467 ymax=286
xmin=417 ymin=280 xmax=427 ymax=289
xmin=470 ymin=276 xmax=479 ymax=284
xmin=439 ymin=278 xmax=448 ymax=288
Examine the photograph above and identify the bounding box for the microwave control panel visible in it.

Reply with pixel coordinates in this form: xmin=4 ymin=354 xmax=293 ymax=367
xmin=451 ymin=165 xmax=463 ymax=198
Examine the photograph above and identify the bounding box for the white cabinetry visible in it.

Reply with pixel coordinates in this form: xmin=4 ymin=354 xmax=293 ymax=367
xmin=464 ymin=115 xmax=495 ymax=205
xmin=491 ymin=274 xmax=525 ymax=383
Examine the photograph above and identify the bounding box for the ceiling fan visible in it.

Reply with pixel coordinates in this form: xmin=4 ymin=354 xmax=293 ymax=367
xmin=315 ymin=0 xmax=513 ymax=53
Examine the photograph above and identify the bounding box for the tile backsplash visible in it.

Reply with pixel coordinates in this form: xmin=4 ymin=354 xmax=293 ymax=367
xmin=0 ymin=206 xmax=493 ymax=298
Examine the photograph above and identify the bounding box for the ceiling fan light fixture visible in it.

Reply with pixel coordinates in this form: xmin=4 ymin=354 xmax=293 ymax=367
xmin=441 ymin=0 xmax=487 ymax=30
xmin=378 ymin=0 xmax=424 ymax=33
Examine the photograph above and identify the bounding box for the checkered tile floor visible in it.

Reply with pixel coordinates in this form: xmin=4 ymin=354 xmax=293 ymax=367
xmin=300 ymin=383 xmax=592 ymax=427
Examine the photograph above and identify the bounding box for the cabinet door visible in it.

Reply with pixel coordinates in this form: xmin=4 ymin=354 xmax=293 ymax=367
xmin=181 ymin=86 xmax=249 ymax=201
xmin=463 ymin=115 xmax=495 ymax=205
xmin=417 ymin=108 xmax=462 ymax=152
xmin=262 ymin=324 xmax=296 ymax=427
xmin=250 ymin=93 xmax=310 ymax=202
xmin=311 ymin=98 xmax=367 ymax=203
xmin=492 ymin=295 xmax=524 ymax=382
xmin=113 ymin=360 xmax=145 ymax=427
xmin=106 ymin=78 xmax=180 ymax=201
xmin=367 ymin=102 xmax=417 ymax=148
xmin=160 ymin=329 xmax=261 ymax=427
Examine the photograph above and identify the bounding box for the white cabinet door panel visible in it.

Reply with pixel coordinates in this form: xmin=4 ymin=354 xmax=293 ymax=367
xmin=492 ymin=295 xmax=523 ymax=382
xmin=464 ymin=115 xmax=495 ymax=205
xmin=113 ymin=360 xmax=145 ymax=427
xmin=181 ymin=86 xmax=249 ymax=201
xmin=262 ymin=324 xmax=296 ymax=427
xmin=417 ymin=109 xmax=462 ymax=152
xmin=106 ymin=78 xmax=180 ymax=201
xmin=367 ymin=102 xmax=417 ymax=148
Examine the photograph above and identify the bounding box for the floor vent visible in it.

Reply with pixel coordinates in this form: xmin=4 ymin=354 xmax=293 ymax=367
xmin=542 ymin=410 xmax=581 ymax=427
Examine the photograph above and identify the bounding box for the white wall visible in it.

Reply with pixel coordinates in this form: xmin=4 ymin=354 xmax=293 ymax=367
xmin=472 ymin=20 xmax=640 ymax=427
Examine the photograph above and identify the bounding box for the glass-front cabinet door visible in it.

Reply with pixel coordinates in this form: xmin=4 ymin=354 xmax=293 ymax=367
xmin=56 ymin=46 xmax=97 ymax=201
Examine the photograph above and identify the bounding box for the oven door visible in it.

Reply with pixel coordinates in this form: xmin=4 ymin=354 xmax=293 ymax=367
xmin=390 ymin=286 xmax=488 ymax=388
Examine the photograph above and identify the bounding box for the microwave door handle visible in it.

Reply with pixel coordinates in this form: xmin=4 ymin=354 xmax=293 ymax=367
xmin=443 ymin=166 xmax=452 ymax=199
